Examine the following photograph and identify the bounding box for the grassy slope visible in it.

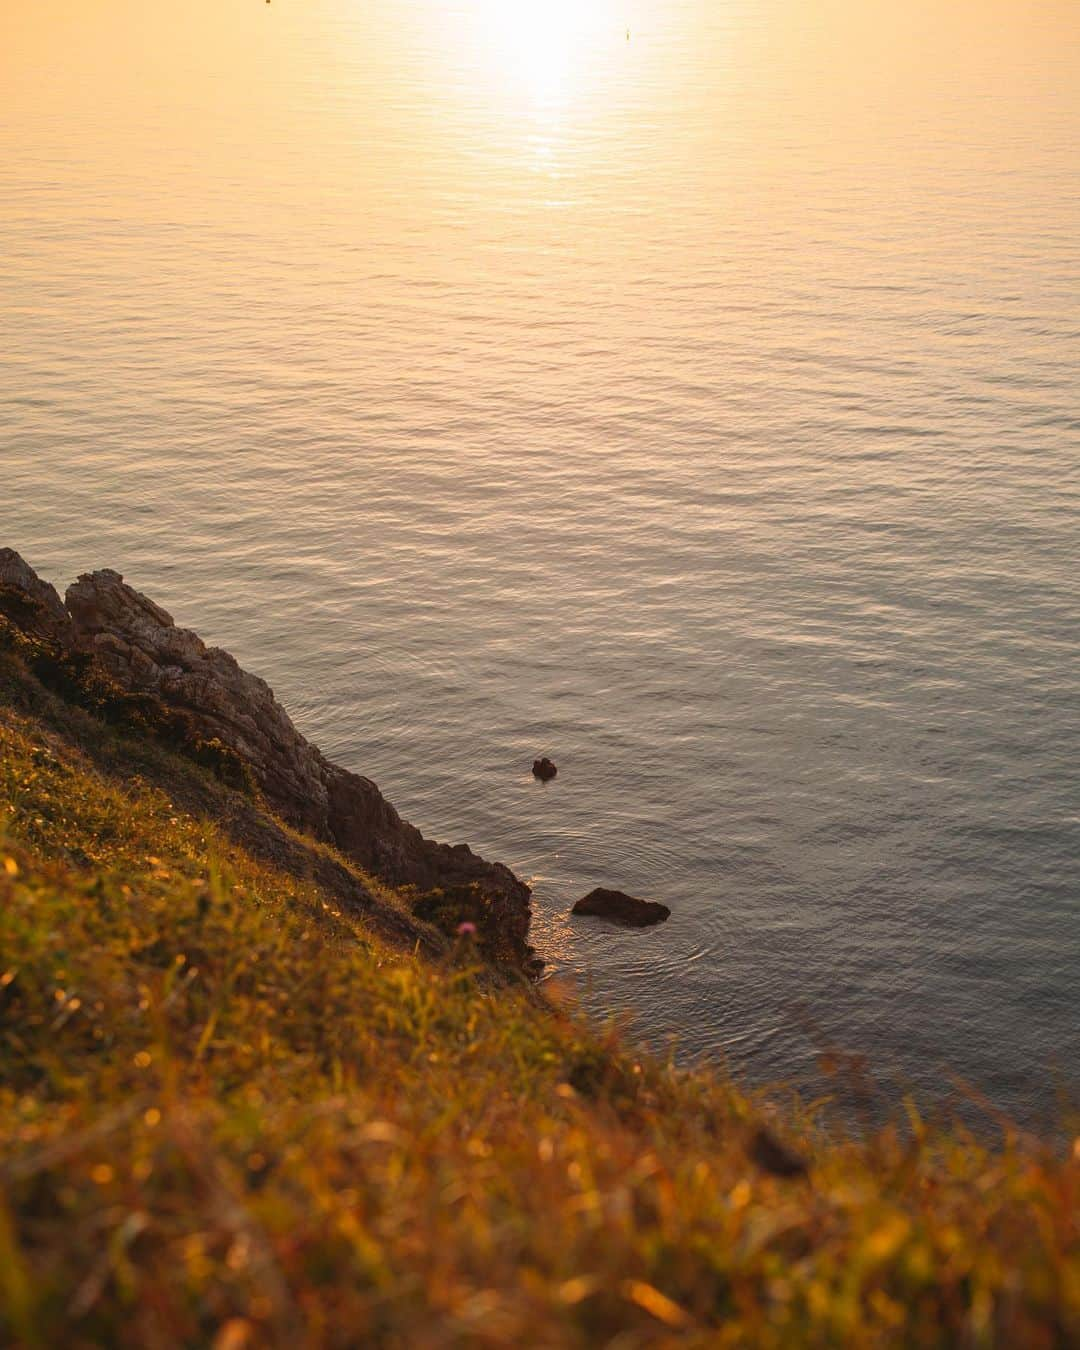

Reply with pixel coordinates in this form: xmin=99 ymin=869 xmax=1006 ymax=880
xmin=0 ymin=662 xmax=1076 ymax=1348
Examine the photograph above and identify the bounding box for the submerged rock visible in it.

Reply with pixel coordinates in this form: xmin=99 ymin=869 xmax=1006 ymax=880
xmin=532 ymin=757 xmax=557 ymax=781
xmin=1 ymin=550 xmax=536 ymax=970
xmin=571 ymin=887 xmax=671 ymax=928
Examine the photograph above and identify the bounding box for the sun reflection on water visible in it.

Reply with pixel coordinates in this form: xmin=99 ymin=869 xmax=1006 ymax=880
xmin=453 ymin=0 xmax=622 ymax=110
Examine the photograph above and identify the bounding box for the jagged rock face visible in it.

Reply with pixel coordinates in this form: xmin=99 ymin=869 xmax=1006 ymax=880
xmin=327 ymin=766 xmax=533 ymax=955
xmin=66 ymin=569 xmax=331 ymax=832
xmin=2 ymin=552 xmax=534 ymax=966
xmin=0 ymin=549 xmax=75 ymax=646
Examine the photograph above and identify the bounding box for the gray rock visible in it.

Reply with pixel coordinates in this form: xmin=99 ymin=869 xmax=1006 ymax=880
xmin=66 ymin=568 xmax=331 ymax=830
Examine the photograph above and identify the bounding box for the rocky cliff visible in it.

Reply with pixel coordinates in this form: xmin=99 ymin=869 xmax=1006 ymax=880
xmin=0 ymin=549 xmax=535 ymax=969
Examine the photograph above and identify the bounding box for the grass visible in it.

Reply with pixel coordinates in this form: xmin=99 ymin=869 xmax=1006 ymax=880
xmin=0 ymin=658 xmax=1076 ymax=1347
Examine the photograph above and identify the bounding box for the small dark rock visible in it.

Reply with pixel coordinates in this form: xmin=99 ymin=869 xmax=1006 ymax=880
xmin=748 ymin=1126 xmax=809 ymax=1179
xmin=571 ymin=887 xmax=671 ymax=928
xmin=532 ymin=757 xmax=558 ymax=781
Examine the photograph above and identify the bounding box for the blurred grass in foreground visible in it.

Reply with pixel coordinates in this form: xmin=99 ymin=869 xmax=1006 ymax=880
xmin=0 ymin=660 xmax=1076 ymax=1347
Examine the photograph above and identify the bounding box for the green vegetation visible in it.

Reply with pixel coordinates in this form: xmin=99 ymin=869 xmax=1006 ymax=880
xmin=0 ymin=653 xmax=1076 ymax=1347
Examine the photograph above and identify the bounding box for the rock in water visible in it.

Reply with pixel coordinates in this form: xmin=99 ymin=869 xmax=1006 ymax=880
xmin=532 ymin=757 xmax=557 ymax=781
xmin=571 ymin=887 xmax=671 ymax=927
xmin=748 ymin=1126 xmax=810 ymax=1179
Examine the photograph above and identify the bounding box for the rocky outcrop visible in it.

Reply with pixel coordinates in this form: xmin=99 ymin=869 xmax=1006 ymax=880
xmin=0 ymin=549 xmax=74 ymax=646
xmin=1 ymin=552 xmax=535 ymax=968
xmin=571 ymin=887 xmax=671 ymax=928
xmin=65 ymin=569 xmax=332 ymax=832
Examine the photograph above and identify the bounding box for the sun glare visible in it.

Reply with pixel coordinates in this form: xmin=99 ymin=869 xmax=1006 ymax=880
xmin=463 ymin=0 xmax=620 ymax=108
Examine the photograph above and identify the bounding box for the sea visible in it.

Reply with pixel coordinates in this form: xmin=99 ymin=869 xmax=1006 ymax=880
xmin=4 ymin=0 xmax=1078 ymax=1123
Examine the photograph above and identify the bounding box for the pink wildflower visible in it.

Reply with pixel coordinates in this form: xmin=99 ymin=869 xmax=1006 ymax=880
xmin=457 ymin=921 xmax=478 ymax=937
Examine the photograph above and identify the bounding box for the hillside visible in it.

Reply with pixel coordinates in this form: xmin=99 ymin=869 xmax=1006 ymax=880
xmin=0 ymin=571 xmax=1077 ymax=1346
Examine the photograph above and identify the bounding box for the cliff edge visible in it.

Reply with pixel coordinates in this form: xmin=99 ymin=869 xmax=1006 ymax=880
xmin=0 ymin=548 xmax=536 ymax=970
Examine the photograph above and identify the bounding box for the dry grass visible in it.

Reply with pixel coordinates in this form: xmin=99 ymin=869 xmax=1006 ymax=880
xmin=0 ymin=684 xmax=1077 ymax=1347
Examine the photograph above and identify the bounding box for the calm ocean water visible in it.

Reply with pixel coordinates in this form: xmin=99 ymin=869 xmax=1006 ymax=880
xmin=4 ymin=0 xmax=1078 ymax=1120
